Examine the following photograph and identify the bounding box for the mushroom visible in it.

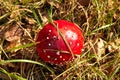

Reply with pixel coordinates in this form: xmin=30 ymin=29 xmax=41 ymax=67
xmin=36 ymin=20 xmax=84 ymax=65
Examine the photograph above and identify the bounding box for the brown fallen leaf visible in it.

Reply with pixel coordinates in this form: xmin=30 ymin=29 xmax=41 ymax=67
xmin=4 ymin=23 xmax=24 ymax=52
xmin=5 ymin=24 xmax=23 ymax=42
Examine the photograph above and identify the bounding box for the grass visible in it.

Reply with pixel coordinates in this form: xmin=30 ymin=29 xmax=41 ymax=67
xmin=0 ymin=0 xmax=120 ymax=80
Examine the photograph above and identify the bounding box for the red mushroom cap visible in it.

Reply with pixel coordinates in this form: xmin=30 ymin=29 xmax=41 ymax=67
xmin=36 ymin=20 xmax=84 ymax=65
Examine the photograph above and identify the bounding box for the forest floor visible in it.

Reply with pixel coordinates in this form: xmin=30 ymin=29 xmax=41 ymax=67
xmin=0 ymin=0 xmax=120 ymax=80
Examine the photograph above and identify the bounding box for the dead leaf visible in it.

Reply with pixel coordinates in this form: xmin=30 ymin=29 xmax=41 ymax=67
xmin=96 ymin=38 xmax=106 ymax=57
xmin=5 ymin=24 xmax=23 ymax=42
xmin=4 ymin=23 xmax=24 ymax=52
xmin=108 ymin=38 xmax=120 ymax=53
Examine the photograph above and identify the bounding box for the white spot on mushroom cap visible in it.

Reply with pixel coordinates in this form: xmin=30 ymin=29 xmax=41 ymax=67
xmin=49 ymin=30 xmax=52 ymax=32
xmin=63 ymin=58 xmax=65 ymax=61
xmin=48 ymin=43 xmax=51 ymax=46
xmin=60 ymin=56 xmax=62 ymax=58
xmin=47 ymin=55 xmax=51 ymax=58
xmin=54 ymin=58 xmax=57 ymax=61
xmin=43 ymin=50 xmax=46 ymax=53
xmin=46 ymin=37 xmax=49 ymax=39
xmin=77 ymin=43 xmax=80 ymax=46
xmin=53 ymin=35 xmax=59 ymax=41
xmin=65 ymin=30 xmax=78 ymax=40
xmin=60 ymin=63 xmax=63 ymax=65
xmin=56 ymin=51 xmax=60 ymax=55
xmin=53 ymin=35 xmax=57 ymax=38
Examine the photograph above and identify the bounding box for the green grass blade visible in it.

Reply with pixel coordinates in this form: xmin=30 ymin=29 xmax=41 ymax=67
xmin=7 ymin=42 xmax=35 ymax=52
xmin=0 ymin=59 xmax=54 ymax=74
xmin=31 ymin=8 xmax=43 ymax=27
xmin=0 ymin=67 xmax=27 ymax=80
xmin=0 ymin=67 xmax=12 ymax=80
xmin=108 ymin=64 xmax=120 ymax=80
xmin=92 ymin=23 xmax=115 ymax=32
xmin=48 ymin=5 xmax=53 ymax=23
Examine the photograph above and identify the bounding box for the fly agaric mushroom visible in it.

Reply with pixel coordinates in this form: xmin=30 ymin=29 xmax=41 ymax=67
xmin=36 ymin=20 xmax=84 ymax=65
